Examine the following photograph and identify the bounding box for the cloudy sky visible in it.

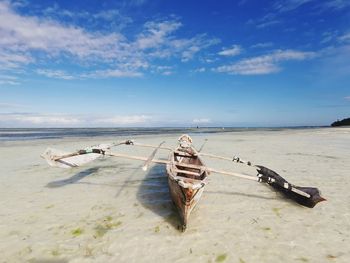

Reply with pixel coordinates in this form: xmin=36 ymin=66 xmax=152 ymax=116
xmin=0 ymin=0 xmax=349 ymax=127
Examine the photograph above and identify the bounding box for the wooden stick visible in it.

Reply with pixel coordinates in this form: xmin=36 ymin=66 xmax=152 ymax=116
xmin=52 ymin=140 xmax=130 ymax=161
xmin=107 ymin=152 xmax=167 ymax=164
xmin=131 ymin=142 xmax=173 ymax=151
xmin=208 ymin=168 xmax=310 ymax=198
xmin=107 ymin=152 xmax=254 ymax=180
xmin=208 ymin=168 xmax=258 ymax=182
xmin=46 ymin=146 xmax=312 ymax=198
xmin=106 ymin=152 xmax=209 ymax=171
xmin=199 ymin=152 xmax=231 ymax=161
xmin=107 ymin=151 xmax=261 ymax=180
xmin=173 ymin=150 xmax=193 ymax=157
xmin=174 ymin=162 xmax=205 ymax=170
xmin=172 ymin=168 xmax=201 ymax=176
xmin=198 ymin=139 xmax=208 ymax=152
xmin=199 ymin=152 xmax=254 ymax=167
xmin=142 ymin=141 xmax=165 ymax=171
xmin=53 ymin=151 xmax=84 ymax=161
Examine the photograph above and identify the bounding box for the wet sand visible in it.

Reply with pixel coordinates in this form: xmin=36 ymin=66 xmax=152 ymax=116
xmin=0 ymin=128 xmax=349 ymax=262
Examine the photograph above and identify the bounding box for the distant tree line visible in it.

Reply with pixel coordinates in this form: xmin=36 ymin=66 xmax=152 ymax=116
xmin=331 ymin=117 xmax=350 ymax=127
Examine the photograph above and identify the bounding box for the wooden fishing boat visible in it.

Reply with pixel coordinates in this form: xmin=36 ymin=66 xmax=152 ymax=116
xmin=166 ymin=135 xmax=208 ymax=231
xmin=42 ymin=134 xmax=325 ymax=232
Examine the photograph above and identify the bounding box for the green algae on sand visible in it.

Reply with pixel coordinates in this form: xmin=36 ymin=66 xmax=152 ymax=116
xmin=95 ymin=224 xmax=109 ymax=237
xmin=71 ymin=228 xmax=83 ymax=236
xmin=154 ymin=226 xmax=160 ymax=233
xmin=105 ymin=215 xmax=113 ymax=222
xmin=296 ymin=257 xmax=309 ymax=262
xmin=94 ymin=219 xmax=122 ymax=237
xmin=215 ymin=253 xmax=227 ymax=262
xmin=51 ymin=249 xmax=60 ymax=256
xmin=272 ymin=207 xmax=282 ymax=217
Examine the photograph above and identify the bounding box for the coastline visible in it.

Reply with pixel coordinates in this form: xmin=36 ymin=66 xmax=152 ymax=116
xmin=0 ymin=126 xmax=328 ymax=141
xmin=0 ymin=127 xmax=349 ymax=262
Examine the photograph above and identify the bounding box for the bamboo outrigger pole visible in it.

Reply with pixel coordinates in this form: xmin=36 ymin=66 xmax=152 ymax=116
xmin=142 ymin=141 xmax=165 ymax=171
xmin=197 ymin=152 xmax=325 ymax=207
xmin=125 ymin=141 xmax=326 ymax=207
xmin=41 ymin=139 xmax=325 ymax=208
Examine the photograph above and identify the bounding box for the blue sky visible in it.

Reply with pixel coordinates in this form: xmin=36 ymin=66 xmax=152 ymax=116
xmin=0 ymin=0 xmax=349 ymax=127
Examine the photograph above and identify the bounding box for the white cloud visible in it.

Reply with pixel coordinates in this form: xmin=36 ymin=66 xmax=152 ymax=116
xmin=193 ymin=67 xmax=206 ymax=73
xmin=344 ymin=96 xmax=350 ymax=101
xmin=0 ymin=49 xmax=32 ymax=69
xmin=247 ymin=13 xmax=281 ymax=29
xmin=42 ymin=3 xmax=87 ymax=19
xmin=200 ymin=57 xmax=217 ymax=63
xmin=36 ymin=69 xmax=75 ymax=80
xmin=161 ymin=71 xmax=173 ymax=76
xmin=85 ymin=69 xmax=143 ymax=78
xmin=0 ymin=2 xmax=124 ymax=62
xmin=273 ymin=0 xmax=313 ymax=12
xmin=0 ymin=74 xmax=20 ymax=85
xmin=135 ymin=20 xmax=219 ymax=63
xmin=0 ymin=113 xmax=81 ymax=126
xmin=251 ymin=42 xmax=273 ymax=48
xmin=42 ymin=7 xmax=133 ymax=31
xmin=318 ymin=30 xmax=350 ymax=45
xmin=216 ymin=63 xmax=280 ymax=75
xmin=11 ymin=0 xmax=29 ymax=8
xmin=218 ymin=45 xmax=242 ymax=56
xmin=0 ymin=102 xmax=24 ymax=108
xmin=0 ymin=113 xmax=153 ymax=127
xmin=136 ymin=20 xmax=182 ymax=50
xmin=273 ymin=0 xmax=350 ymax=13
xmin=214 ymin=49 xmax=315 ymax=75
xmin=179 ymin=35 xmax=220 ymax=62
xmin=181 ymin=44 xmax=201 ymax=62
xmin=0 ymin=2 xmax=218 ymax=78
xmin=0 ymin=74 xmax=18 ymax=80
xmin=323 ymin=0 xmax=350 ymax=10
xmin=93 ymin=9 xmax=129 ymax=22
xmin=151 ymin=65 xmax=174 ymax=75
xmin=156 ymin=65 xmax=172 ymax=71
xmin=256 ymin=20 xmax=281 ymax=29
xmin=193 ymin=118 xmax=211 ymax=124
xmin=320 ymin=31 xmax=338 ymax=44
xmin=96 ymin=115 xmax=152 ymax=125
xmin=338 ymin=33 xmax=350 ymax=43
xmin=0 ymin=80 xmax=20 ymax=85
xmin=140 ymin=28 xmax=219 ymax=62
xmin=312 ymin=44 xmax=350 ymax=77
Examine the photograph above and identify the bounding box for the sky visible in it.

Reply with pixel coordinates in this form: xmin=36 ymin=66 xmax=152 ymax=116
xmin=0 ymin=0 xmax=349 ymax=127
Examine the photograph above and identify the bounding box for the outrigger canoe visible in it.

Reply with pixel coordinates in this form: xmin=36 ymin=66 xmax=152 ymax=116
xmin=166 ymin=135 xmax=208 ymax=231
xmin=41 ymin=134 xmax=325 ymax=232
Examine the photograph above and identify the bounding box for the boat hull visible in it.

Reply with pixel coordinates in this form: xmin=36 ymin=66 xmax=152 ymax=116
xmin=167 ymin=176 xmax=204 ymax=231
xmin=165 ymin=135 xmax=208 ymax=231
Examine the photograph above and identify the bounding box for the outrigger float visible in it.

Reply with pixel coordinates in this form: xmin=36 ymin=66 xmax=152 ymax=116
xmin=41 ymin=134 xmax=325 ymax=231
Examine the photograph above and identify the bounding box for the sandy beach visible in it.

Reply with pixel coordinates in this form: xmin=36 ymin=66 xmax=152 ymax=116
xmin=0 ymin=128 xmax=349 ymax=263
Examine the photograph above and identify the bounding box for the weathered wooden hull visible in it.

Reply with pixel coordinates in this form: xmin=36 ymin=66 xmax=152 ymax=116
xmin=167 ymin=176 xmax=204 ymax=231
xmin=166 ymin=142 xmax=208 ymax=231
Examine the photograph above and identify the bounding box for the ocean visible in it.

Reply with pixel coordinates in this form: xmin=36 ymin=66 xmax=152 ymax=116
xmin=0 ymin=127 xmax=321 ymax=141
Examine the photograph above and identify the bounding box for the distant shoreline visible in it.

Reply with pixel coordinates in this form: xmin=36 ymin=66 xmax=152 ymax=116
xmin=0 ymin=126 xmax=329 ymax=141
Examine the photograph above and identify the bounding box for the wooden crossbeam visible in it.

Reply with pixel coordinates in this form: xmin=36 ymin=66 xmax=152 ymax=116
xmin=172 ymin=168 xmax=202 ymax=176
